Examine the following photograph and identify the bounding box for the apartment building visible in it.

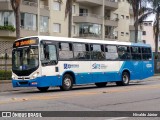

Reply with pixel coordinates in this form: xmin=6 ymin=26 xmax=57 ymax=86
xmin=50 ymin=0 xmax=137 ymax=42
xmin=0 ymin=0 xmax=50 ymax=57
xmin=141 ymin=21 xmax=156 ymax=52
xmin=0 ymin=0 xmax=140 ymax=57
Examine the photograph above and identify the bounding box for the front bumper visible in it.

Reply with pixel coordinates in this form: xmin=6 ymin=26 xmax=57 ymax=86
xmin=12 ymin=76 xmax=61 ymax=87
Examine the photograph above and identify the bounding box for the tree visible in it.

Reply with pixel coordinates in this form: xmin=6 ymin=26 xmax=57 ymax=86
xmin=65 ymin=0 xmax=76 ymax=38
xmin=138 ymin=0 xmax=160 ymax=55
xmin=10 ymin=0 xmax=21 ymax=39
xmin=127 ymin=0 xmax=146 ymax=43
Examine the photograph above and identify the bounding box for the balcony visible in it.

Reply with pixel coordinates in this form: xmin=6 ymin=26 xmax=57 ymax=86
xmin=104 ymin=17 xmax=118 ymax=27
xmin=0 ymin=1 xmax=12 ymax=11
xmin=76 ymin=0 xmax=102 ymax=6
xmin=0 ymin=1 xmax=50 ymax=17
xmin=73 ymin=13 xmax=103 ymax=24
xmin=21 ymin=1 xmax=50 ymax=16
xmin=105 ymin=35 xmax=117 ymax=40
xmin=74 ymin=34 xmax=102 ymax=40
xmin=0 ymin=30 xmax=16 ymax=38
xmin=105 ymin=0 xmax=118 ymax=9
xmin=0 ymin=27 xmax=49 ymax=38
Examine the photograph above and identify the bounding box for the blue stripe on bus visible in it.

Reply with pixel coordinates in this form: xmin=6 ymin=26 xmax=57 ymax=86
xmin=12 ymin=61 xmax=154 ymax=88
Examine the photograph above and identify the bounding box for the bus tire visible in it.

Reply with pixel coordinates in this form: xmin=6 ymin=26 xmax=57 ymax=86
xmin=95 ymin=82 xmax=107 ymax=87
xmin=60 ymin=74 xmax=73 ymax=91
xmin=116 ymin=72 xmax=130 ymax=86
xmin=37 ymin=87 xmax=49 ymax=92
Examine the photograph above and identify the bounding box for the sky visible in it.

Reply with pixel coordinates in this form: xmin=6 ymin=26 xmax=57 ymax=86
xmin=146 ymin=2 xmax=155 ymax=21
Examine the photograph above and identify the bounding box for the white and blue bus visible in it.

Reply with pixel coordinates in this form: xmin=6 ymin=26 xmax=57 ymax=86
xmin=12 ymin=36 xmax=154 ymax=91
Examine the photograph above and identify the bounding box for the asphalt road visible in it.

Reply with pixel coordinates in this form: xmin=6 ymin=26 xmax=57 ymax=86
xmin=0 ymin=76 xmax=160 ymax=120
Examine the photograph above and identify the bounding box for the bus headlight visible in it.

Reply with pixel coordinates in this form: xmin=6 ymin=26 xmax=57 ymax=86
xmin=32 ymin=72 xmax=39 ymax=79
xmin=12 ymin=75 xmax=15 ymax=79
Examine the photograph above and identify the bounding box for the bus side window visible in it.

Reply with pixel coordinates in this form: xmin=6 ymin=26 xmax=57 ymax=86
xmin=131 ymin=47 xmax=142 ymax=60
xmin=118 ymin=46 xmax=131 ymax=60
xmin=91 ymin=44 xmax=105 ymax=60
xmin=105 ymin=45 xmax=118 ymax=60
xmin=142 ymin=47 xmax=152 ymax=60
xmin=59 ymin=42 xmax=74 ymax=60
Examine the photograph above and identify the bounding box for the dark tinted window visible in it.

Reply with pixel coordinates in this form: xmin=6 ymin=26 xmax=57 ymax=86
xmin=142 ymin=47 xmax=152 ymax=60
xmin=59 ymin=42 xmax=73 ymax=60
xmin=118 ymin=46 xmax=131 ymax=60
xmin=131 ymin=47 xmax=142 ymax=60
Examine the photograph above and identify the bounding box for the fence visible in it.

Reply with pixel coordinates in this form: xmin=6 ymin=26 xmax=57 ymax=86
xmin=0 ymin=41 xmax=12 ymax=80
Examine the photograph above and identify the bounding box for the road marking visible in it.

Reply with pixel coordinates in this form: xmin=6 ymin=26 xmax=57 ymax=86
xmin=106 ymin=117 xmax=128 ymax=120
xmin=1 ymin=84 xmax=160 ymax=105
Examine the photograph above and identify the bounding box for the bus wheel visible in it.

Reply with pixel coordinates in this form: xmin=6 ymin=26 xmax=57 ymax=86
xmin=95 ymin=82 xmax=107 ymax=87
xmin=60 ymin=74 xmax=73 ymax=91
xmin=37 ymin=87 xmax=49 ymax=92
xmin=116 ymin=72 xmax=130 ymax=86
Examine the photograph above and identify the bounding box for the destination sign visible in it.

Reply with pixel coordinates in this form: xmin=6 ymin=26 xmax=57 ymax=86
xmin=13 ymin=38 xmax=38 ymax=48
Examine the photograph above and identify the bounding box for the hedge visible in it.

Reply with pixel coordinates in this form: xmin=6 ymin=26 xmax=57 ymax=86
xmin=0 ymin=25 xmax=15 ymax=32
xmin=0 ymin=70 xmax=12 ymax=80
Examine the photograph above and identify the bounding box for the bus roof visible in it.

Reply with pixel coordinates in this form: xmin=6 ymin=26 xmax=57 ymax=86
xmin=16 ymin=36 xmax=151 ymax=47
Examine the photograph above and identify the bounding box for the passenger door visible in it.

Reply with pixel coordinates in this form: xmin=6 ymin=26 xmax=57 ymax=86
xmin=40 ymin=41 xmax=61 ymax=86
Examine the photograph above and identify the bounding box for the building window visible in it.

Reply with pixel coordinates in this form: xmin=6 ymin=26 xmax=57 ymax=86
xmin=79 ymin=8 xmax=88 ymax=16
xmin=142 ymin=31 xmax=146 ymax=35
xmin=53 ymin=23 xmax=61 ymax=33
xmin=79 ymin=23 xmax=102 ymax=37
xmin=53 ymin=1 xmax=61 ymax=11
xmin=0 ymin=11 xmax=15 ymax=26
xmin=149 ymin=23 xmax=152 ymax=26
xmin=121 ymin=32 xmax=124 ymax=36
xmin=121 ymin=15 xmax=124 ymax=19
xmin=126 ymin=16 xmax=129 ymax=20
xmin=72 ymin=5 xmax=76 ymax=14
xmin=40 ymin=16 xmax=49 ymax=32
xmin=144 ymin=23 xmax=148 ymax=26
xmin=21 ymin=13 xmax=37 ymax=30
xmin=105 ymin=26 xmax=116 ymax=39
xmin=126 ymin=32 xmax=129 ymax=36
xmin=142 ymin=40 xmax=146 ymax=44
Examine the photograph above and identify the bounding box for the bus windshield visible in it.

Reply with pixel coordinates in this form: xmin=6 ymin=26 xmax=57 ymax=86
xmin=12 ymin=46 xmax=39 ymax=76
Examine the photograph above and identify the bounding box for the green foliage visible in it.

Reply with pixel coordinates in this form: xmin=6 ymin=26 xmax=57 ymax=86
xmin=0 ymin=25 xmax=16 ymax=32
xmin=0 ymin=70 xmax=12 ymax=80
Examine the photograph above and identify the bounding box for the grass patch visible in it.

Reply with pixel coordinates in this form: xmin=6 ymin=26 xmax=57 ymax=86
xmin=0 ymin=70 xmax=12 ymax=80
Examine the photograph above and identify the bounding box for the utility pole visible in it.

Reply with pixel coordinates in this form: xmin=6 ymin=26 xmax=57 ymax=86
xmin=4 ymin=49 xmax=7 ymax=80
xmin=102 ymin=0 xmax=105 ymax=40
xmin=37 ymin=0 xmax=40 ymax=35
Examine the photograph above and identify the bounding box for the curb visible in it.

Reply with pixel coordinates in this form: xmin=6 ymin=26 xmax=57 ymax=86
xmin=0 ymin=80 xmax=12 ymax=84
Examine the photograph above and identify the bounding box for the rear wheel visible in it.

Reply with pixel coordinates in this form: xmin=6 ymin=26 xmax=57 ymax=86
xmin=60 ymin=74 xmax=73 ymax=91
xmin=116 ymin=72 xmax=130 ymax=86
xmin=37 ymin=87 xmax=49 ymax=92
xmin=95 ymin=82 xmax=107 ymax=87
